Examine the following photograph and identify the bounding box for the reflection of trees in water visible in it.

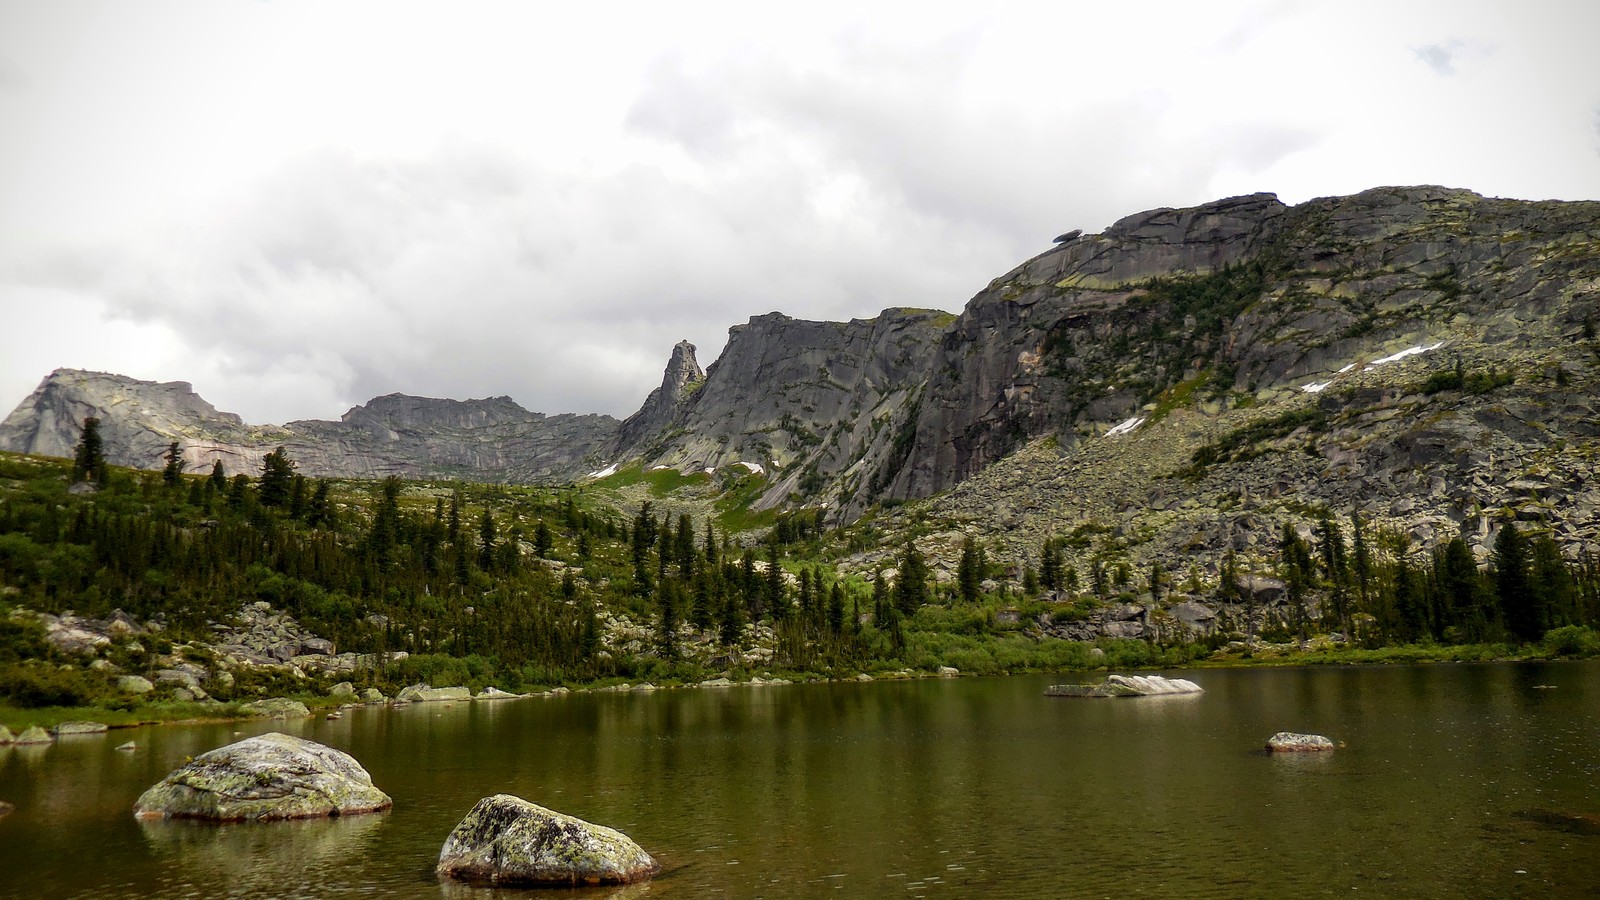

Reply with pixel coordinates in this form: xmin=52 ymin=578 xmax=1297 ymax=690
xmin=138 ymin=813 xmax=387 ymax=894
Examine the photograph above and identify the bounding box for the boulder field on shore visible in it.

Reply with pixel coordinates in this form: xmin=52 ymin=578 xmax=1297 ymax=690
xmin=133 ymin=733 xmax=391 ymax=821
xmin=436 ymin=794 xmax=660 ymax=887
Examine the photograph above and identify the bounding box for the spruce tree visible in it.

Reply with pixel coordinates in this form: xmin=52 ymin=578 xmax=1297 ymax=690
xmin=893 ymin=540 xmax=929 ymax=616
xmin=1494 ymin=523 xmax=1540 ymax=641
xmin=161 ymin=441 xmax=184 ymax=487
xmin=208 ymin=459 xmax=227 ymax=493
xmin=72 ymin=416 xmax=107 ymax=484
xmin=478 ymin=510 xmax=497 ymax=572
xmin=258 ymin=446 xmax=295 ymax=508
xmin=958 ymin=536 xmax=982 ymax=604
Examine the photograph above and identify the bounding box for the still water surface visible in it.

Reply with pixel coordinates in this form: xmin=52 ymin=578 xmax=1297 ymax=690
xmin=2 ymin=662 xmax=1598 ymax=898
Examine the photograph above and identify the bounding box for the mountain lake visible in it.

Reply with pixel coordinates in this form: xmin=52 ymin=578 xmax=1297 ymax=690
xmin=2 ymin=661 xmax=1597 ymax=898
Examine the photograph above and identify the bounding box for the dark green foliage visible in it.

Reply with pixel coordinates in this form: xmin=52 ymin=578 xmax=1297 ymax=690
xmin=893 ymin=541 xmax=930 ymax=615
xmin=1494 ymin=523 xmax=1540 ymax=641
xmin=258 ymin=447 xmax=295 ymax=508
xmin=161 ymin=442 xmax=184 ymax=488
xmin=72 ymin=417 xmax=106 ymax=484
xmin=957 ymin=536 xmax=982 ymax=604
xmin=1421 ymin=359 xmax=1514 ymax=395
xmin=1190 ymin=405 xmax=1328 ymax=471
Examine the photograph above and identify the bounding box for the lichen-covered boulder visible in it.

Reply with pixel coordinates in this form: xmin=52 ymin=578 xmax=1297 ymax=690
xmin=133 ymin=732 xmax=391 ymax=821
xmin=0 ymin=725 xmax=14 ymax=744
xmin=436 ymin=794 xmax=660 ymax=886
xmin=1267 ymin=732 xmax=1336 ymax=752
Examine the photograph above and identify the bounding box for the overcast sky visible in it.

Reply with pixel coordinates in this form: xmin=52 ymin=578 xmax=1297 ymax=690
xmin=2 ymin=0 xmax=1597 ymax=424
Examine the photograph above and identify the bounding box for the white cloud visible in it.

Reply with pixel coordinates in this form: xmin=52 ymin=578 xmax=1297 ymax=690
xmin=1 ymin=0 xmax=1598 ymax=425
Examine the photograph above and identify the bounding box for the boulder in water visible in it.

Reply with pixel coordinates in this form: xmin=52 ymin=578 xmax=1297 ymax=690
xmin=1045 ymin=674 xmax=1203 ymax=698
xmin=13 ymin=726 xmax=53 ymax=745
xmin=395 ymin=684 xmax=472 ymax=703
xmin=1266 ymin=732 xmax=1336 ymax=752
xmin=436 ymin=793 xmax=660 ymax=886
xmin=133 ymin=732 xmax=391 ymax=821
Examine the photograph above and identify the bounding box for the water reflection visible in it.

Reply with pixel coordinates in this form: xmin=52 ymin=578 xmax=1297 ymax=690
xmin=4 ymin=663 xmax=1600 ymax=897
xmin=138 ymin=813 xmax=388 ymax=893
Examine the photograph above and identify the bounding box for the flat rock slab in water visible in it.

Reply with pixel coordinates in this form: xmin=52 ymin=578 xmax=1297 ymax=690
xmin=52 ymin=721 xmax=109 ymax=735
xmin=436 ymin=793 xmax=660 ymax=887
xmin=133 ymin=732 xmax=392 ymax=821
xmin=395 ymin=684 xmax=472 ymax=703
xmin=1266 ymin=732 xmax=1336 ymax=752
xmin=1046 ymin=674 xmax=1203 ymax=698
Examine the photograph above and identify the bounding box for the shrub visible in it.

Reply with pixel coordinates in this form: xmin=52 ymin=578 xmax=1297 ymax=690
xmin=1543 ymin=625 xmax=1600 ymax=658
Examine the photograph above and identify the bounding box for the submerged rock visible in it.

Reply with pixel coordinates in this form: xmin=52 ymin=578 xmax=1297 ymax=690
xmin=133 ymin=732 xmax=391 ymax=821
xmin=436 ymin=794 xmax=660 ymax=887
xmin=1045 ymin=674 xmax=1203 ymax=698
xmin=1266 ymin=732 xmax=1336 ymax=752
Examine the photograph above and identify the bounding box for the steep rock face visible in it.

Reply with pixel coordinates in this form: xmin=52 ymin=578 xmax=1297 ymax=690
xmin=889 ymin=186 xmax=1600 ymax=505
xmin=891 ymin=192 xmax=1288 ymax=500
xmin=621 ymin=309 xmax=950 ymax=516
xmin=0 ymin=370 xmax=618 ymax=484
xmin=613 ymin=339 xmax=704 ymax=452
xmin=862 ymin=186 xmax=1600 ymax=593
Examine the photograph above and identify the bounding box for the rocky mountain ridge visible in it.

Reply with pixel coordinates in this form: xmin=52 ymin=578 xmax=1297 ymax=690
xmin=0 ymin=370 xmax=619 ymax=484
xmin=5 ymin=186 xmax=1599 ymax=580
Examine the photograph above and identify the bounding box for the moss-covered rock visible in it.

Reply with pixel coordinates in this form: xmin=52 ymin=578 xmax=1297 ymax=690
xmin=436 ymin=794 xmax=659 ymax=886
xmin=133 ymin=732 xmax=391 ymax=821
